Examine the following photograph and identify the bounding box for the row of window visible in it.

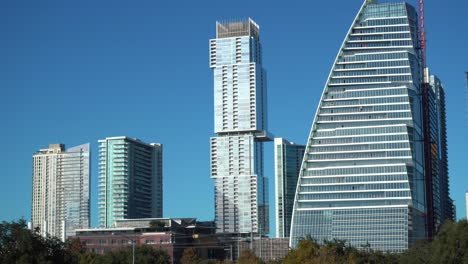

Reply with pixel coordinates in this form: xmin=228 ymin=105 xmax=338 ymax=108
xmin=311 ymin=134 xmax=409 ymax=146
xmin=329 ymin=74 xmax=412 ymax=84
xmin=301 ymin=174 xmax=409 ymax=185
xmin=319 ymin=104 xmax=410 ymax=115
xmin=298 ymin=190 xmax=411 ymax=201
xmin=307 ymin=150 xmax=411 ymax=161
xmin=340 ymin=51 xmax=408 ymax=63
xmin=315 ymin=120 xmax=413 ymax=130
xmin=366 ymin=18 xmax=408 ymax=26
xmin=325 ymin=87 xmax=408 ymax=100
xmin=314 ymin=125 xmax=407 ymax=138
xmin=345 ymin=40 xmax=412 ymax=48
xmin=335 ymin=59 xmax=410 ymax=70
xmin=321 ymin=207 xmax=409 ymax=217
xmin=327 ymin=82 xmax=409 ymax=91
xmin=311 ymin=142 xmax=410 ymax=153
xmin=317 ymin=111 xmax=411 ymax=122
xmin=332 ymin=67 xmax=410 ymax=77
xmin=348 ymin=32 xmax=411 ymax=41
xmin=364 ymin=3 xmax=408 ymax=19
xmin=296 ymin=198 xmax=409 ymax=209
xmin=300 ymin=182 xmax=409 ymax=192
xmin=353 ymin=24 xmax=411 ymax=35
xmin=322 ymin=96 xmax=409 ymax=106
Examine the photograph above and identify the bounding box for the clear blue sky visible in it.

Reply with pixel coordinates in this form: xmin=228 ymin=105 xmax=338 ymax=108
xmin=1 ymin=0 xmax=467 ymax=235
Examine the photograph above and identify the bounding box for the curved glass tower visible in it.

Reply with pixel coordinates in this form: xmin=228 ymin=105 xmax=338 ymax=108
xmin=290 ymin=0 xmax=426 ymax=252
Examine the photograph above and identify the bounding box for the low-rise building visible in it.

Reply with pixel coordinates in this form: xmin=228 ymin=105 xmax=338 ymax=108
xmin=74 ymin=218 xmax=224 ymax=264
xmin=238 ymin=237 xmax=290 ymax=262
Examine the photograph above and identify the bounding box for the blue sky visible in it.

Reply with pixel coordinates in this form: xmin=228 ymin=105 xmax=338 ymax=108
xmin=1 ymin=0 xmax=467 ymax=235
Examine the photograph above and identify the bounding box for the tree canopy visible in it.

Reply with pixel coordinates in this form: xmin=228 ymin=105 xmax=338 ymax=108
xmin=0 ymin=219 xmax=170 ymax=264
xmin=1 ymin=219 xmax=467 ymax=263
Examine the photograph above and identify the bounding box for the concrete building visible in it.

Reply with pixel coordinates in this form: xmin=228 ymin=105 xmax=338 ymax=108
xmin=98 ymin=137 xmax=162 ymax=228
xmin=274 ymin=138 xmax=305 ymax=238
xmin=31 ymin=143 xmax=90 ymax=240
xmin=209 ymin=18 xmax=272 ymax=235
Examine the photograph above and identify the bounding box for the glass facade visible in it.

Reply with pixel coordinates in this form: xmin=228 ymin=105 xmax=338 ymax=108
xmin=290 ymin=1 xmax=427 ymax=252
xmin=422 ymin=72 xmax=454 ymax=237
xmin=466 ymin=192 xmax=468 ymax=220
xmin=274 ymin=138 xmax=305 ymax=238
xmin=31 ymin=143 xmax=90 ymax=240
xmin=210 ymin=18 xmax=270 ymax=235
xmin=98 ymin=137 xmax=163 ymax=228
xmin=465 ymin=72 xmax=468 ymax=126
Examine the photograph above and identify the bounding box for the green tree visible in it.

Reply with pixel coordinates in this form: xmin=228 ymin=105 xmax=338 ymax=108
xmin=237 ymin=249 xmax=263 ymax=264
xmin=282 ymin=237 xmax=399 ymax=264
xmin=78 ymin=252 xmax=103 ymax=264
xmin=429 ymin=220 xmax=468 ymax=263
xmin=0 ymin=219 xmax=72 ymax=264
xmin=399 ymin=220 xmax=468 ymax=264
xmin=180 ymin=247 xmax=201 ymax=264
xmin=398 ymin=240 xmax=431 ymax=264
xmin=282 ymin=238 xmax=321 ymax=264
xmin=101 ymin=245 xmax=171 ymax=264
xmin=149 ymin=220 xmax=167 ymax=232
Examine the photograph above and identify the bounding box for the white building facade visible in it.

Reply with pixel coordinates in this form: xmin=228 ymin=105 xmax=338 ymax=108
xmin=31 ymin=143 xmax=90 ymax=240
xmin=209 ymin=18 xmax=271 ymax=235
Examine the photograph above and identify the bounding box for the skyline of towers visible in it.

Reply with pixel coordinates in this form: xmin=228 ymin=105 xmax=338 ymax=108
xmin=98 ymin=137 xmax=163 ymax=228
xmin=25 ymin=3 xmax=460 ymax=247
xmin=209 ymin=18 xmax=271 ymax=235
xmin=31 ymin=143 xmax=90 ymax=240
xmin=290 ymin=0 xmax=430 ymax=252
xmin=274 ymin=138 xmax=305 ymax=238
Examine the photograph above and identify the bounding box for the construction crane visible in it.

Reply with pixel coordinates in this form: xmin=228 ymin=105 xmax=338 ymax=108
xmin=418 ymin=0 xmax=426 ymax=67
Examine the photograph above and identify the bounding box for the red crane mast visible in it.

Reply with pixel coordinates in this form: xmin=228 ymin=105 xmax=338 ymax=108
xmin=418 ymin=0 xmax=426 ymax=68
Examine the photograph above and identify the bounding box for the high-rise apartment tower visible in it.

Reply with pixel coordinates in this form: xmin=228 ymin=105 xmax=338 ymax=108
xmin=466 ymin=192 xmax=468 ymax=220
xmin=290 ymin=0 xmax=428 ymax=252
xmin=31 ymin=143 xmax=90 ymax=240
xmin=465 ymin=72 xmax=468 ymax=126
xmin=274 ymin=138 xmax=305 ymax=238
xmin=209 ymin=18 xmax=271 ymax=235
xmin=98 ymin=137 xmax=162 ymax=228
xmin=422 ymin=70 xmax=454 ymax=238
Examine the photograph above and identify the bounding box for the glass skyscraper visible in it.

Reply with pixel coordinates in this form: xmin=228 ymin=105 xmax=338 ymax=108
xmin=209 ymin=18 xmax=271 ymax=235
xmin=98 ymin=137 xmax=163 ymax=228
xmin=466 ymin=192 xmax=468 ymax=220
xmin=32 ymin=143 xmax=90 ymax=240
xmin=465 ymin=72 xmax=468 ymax=127
xmin=290 ymin=0 xmax=428 ymax=252
xmin=274 ymin=138 xmax=305 ymax=238
xmin=421 ymin=70 xmax=455 ymax=238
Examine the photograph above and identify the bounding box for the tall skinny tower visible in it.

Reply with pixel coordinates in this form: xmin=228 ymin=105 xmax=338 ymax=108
xmin=209 ymin=18 xmax=271 ymax=235
xmin=31 ymin=143 xmax=90 ymax=240
xmin=274 ymin=138 xmax=305 ymax=238
xmin=98 ymin=137 xmax=163 ymax=228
